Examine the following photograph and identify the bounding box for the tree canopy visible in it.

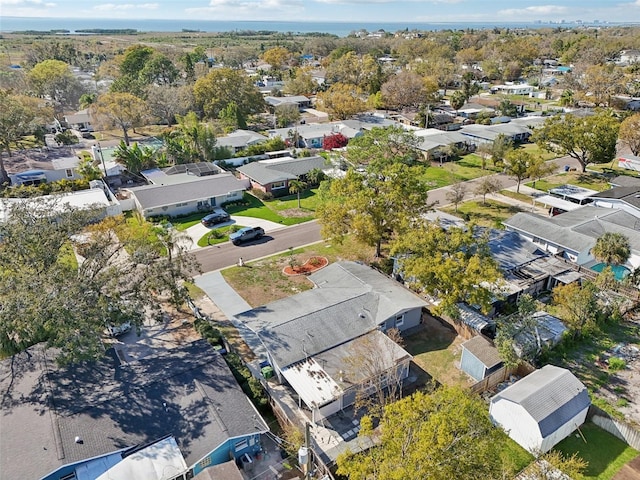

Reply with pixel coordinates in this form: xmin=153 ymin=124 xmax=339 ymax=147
xmin=591 ymin=232 xmax=631 ymax=266
xmin=336 ymin=386 xmax=507 ymax=480
xmin=193 ymin=68 xmax=265 ymax=123
xmin=92 ymin=92 xmax=148 ymax=145
xmin=532 ymin=110 xmax=620 ymax=172
xmin=317 ymin=161 xmax=429 ymax=257
xmin=619 ymin=113 xmax=640 ymax=156
xmin=391 ymin=223 xmax=502 ymax=316
xmin=0 ymin=201 xmax=198 ymax=364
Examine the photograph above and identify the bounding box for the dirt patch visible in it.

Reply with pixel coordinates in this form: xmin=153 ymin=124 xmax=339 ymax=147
xmin=279 ymin=208 xmax=313 ymax=218
xmin=283 ymin=256 xmax=328 ymax=276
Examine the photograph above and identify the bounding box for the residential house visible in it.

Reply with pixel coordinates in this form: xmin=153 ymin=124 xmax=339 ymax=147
xmin=617 ymin=50 xmax=640 ymax=66
xmin=126 ymin=164 xmax=249 ymax=218
xmin=216 ymin=129 xmax=269 ymax=154
xmin=460 ymin=120 xmax=538 ymax=146
xmin=491 ymin=84 xmax=536 ymax=96
xmin=503 ymin=206 xmax=640 ymax=269
xmin=265 ymin=95 xmax=311 ymax=109
xmin=489 ymin=365 xmax=590 ymax=454
xmin=0 ymin=180 xmax=122 ymax=223
xmin=474 ymin=96 xmax=527 ymax=115
xmin=413 ymin=128 xmax=473 ymax=161
xmin=0 ymin=340 xmax=269 ymax=480
xmin=589 ymin=185 xmax=640 ymax=219
xmin=233 ymin=261 xmax=426 ymax=423
xmin=236 ymin=155 xmax=329 ymax=196
xmin=8 ymin=153 xmax=85 ymax=186
xmin=609 ymin=175 xmax=640 ymax=188
xmin=64 ymin=108 xmax=94 ymax=131
xmin=460 ymin=335 xmax=503 ymax=381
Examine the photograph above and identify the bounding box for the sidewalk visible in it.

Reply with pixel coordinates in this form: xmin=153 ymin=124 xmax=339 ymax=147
xmin=194 ymin=271 xmax=268 ymax=360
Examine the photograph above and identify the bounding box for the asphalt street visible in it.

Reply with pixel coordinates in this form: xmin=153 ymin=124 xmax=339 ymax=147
xmin=190 ymin=220 xmax=322 ymax=272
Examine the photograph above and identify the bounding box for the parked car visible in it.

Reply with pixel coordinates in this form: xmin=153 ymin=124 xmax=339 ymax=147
xmin=229 ymin=226 xmax=265 ymax=245
xmin=201 ymin=208 xmax=230 ymax=227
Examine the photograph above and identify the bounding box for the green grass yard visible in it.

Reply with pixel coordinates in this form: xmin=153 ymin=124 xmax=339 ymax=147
xmin=197 ymin=224 xmax=245 ymax=247
xmin=420 ymin=154 xmax=501 ymax=189
xmin=226 ymin=192 xmax=314 ymax=225
xmin=525 ymin=172 xmax=610 ymax=193
xmin=555 ymin=423 xmax=638 ymax=480
xmin=441 ymin=199 xmax=524 ymax=228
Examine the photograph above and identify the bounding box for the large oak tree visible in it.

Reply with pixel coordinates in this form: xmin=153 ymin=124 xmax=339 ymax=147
xmin=532 ymin=110 xmax=620 ymax=172
xmin=0 ymin=200 xmax=198 ymax=364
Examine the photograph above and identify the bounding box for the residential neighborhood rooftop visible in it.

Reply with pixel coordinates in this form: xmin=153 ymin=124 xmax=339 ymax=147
xmin=0 ymin=339 xmax=268 ymax=480
xmin=236 ymin=155 xmax=328 ymax=185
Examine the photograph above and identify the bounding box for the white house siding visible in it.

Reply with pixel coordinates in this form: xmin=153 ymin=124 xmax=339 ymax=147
xmin=538 ymin=407 xmax=589 ymax=453
xmin=490 ymin=400 xmax=543 ymax=453
xmin=590 ymin=198 xmax=640 ymax=219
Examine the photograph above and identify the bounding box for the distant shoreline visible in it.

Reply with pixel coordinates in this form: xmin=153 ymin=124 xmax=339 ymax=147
xmin=3 ymin=17 xmax=637 ymax=38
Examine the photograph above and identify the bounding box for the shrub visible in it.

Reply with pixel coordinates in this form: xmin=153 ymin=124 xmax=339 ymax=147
xmin=608 ymin=357 xmax=626 ymax=371
xmin=617 ymin=398 xmax=629 ymax=407
xmin=193 ymin=318 xmax=222 ymax=345
xmin=208 ymin=229 xmax=224 ymax=240
xmin=251 ymin=188 xmax=273 ymax=200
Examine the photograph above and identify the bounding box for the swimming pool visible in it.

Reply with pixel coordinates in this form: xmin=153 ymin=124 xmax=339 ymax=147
xmin=590 ymin=263 xmax=630 ymax=281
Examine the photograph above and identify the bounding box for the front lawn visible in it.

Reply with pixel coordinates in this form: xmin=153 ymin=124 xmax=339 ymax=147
xmin=525 ymin=172 xmax=610 ymax=192
xmin=420 ymin=154 xmax=500 ymax=189
xmin=441 ymin=199 xmax=524 ymax=228
xmin=267 ymin=188 xmax=322 ymax=213
xmin=226 ymin=192 xmax=314 ymax=225
xmin=222 ymin=238 xmax=375 ymax=307
xmin=197 ymin=224 xmax=245 ymax=247
xmin=555 ymin=423 xmax=638 ymax=479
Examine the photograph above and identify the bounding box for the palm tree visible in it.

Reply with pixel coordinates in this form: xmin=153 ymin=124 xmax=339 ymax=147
xmin=289 ymin=179 xmax=307 ymax=208
xmin=113 ymin=141 xmax=157 ymax=175
xmin=591 ymin=232 xmax=631 ymax=266
xmin=450 ymin=91 xmax=466 ymax=116
xmin=306 ymin=168 xmax=326 ymax=186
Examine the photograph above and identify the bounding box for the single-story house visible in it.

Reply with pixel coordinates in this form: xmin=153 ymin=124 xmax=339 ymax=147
xmin=589 ymin=185 xmax=640 ymax=219
xmin=0 ymin=181 xmax=122 ymax=223
xmin=0 ymin=339 xmax=269 ymax=480
xmin=503 ymin=206 xmax=640 ymax=269
xmin=64 ymin=108 xmax=94 ymax=131
xmin=460 ymin=335 xmax=503 ymax=381
xmin=609 ymin=175 xmax=640 ymax=188
xmin=127 ymin=166 xmax=249 ymax=218
xmin=490 ymin=365 xmax=590 ymax=454
xmin=268 ymin=123 xmax=361 ymax=149
xmin=236 ymin=155 xmax=328 ymax=196
xmin=491 ymin=84 xmax=535 ymax=96
xmin=233 ymin=261 xmax=426 ymax=422
xmin=617 ymin=50 xmax=640 ymax=66
xmin=265 ymin=95 xmax=311 ymax=109
xmin=548 ymin=184 xmax=598 ymax=205
xmin=460 ymin=121 xmax=534 ymax=146
xmin=413 ymin=128 xmax=473 ymax=161
xmin=9 ymin=155 xmax=85 ymax=186
xmin=215 ymin=129 xmax=269 ymax=153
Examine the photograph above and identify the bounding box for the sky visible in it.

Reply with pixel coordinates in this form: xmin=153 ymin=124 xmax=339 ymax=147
xmin=2 ymin=0 xmax=640 ymax=23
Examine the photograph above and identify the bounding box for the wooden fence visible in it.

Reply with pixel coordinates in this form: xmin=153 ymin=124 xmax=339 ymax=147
xmin=470 ymin=362 xmax=536 ymax=394
xmin=588 ymin=405 xmax=640 ymax=451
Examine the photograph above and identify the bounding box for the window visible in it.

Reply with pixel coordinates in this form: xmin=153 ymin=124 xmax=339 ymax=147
xmin=235 ymin=439 xmax=249 ymax=452
xmin=198 ymin=456 xmax=212 ymax=468
xmin=65 ymin=168 xmax=74 ymax=178
xmin=395 ymin=314 xmax=404 ymax=327
xmin=271 ymin=181 xmax=286 ymax=189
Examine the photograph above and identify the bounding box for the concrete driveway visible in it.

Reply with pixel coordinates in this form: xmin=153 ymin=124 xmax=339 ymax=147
xmin=181 ymin=215 xmax=285 ymax=250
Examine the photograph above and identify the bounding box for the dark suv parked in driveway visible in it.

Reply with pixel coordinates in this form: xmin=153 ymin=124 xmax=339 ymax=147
xmin=201 ymin=208 xmax=230 ymax=227
xmin=229 ymin=226 xmax=265 ymax=245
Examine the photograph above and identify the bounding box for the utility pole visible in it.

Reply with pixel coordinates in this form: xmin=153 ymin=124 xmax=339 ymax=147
xmin=305 ymin=422 xmax=312 ymax=480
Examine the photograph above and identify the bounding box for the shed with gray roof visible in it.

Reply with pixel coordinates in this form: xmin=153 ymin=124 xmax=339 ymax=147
xmin=489 ymin=365 xmax=590 ymax=454
xmin=460 ymin=335 xmax=503 ymax=381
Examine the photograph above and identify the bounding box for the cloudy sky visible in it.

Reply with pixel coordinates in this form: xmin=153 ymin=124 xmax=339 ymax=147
xmin=2 ymin=0 xmax=640 ymax=23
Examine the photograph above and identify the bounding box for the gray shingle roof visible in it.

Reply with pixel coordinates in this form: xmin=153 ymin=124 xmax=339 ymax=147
xmin=491 ymin=365 xmax=589 ymax=437
xmin=234 ymin=262 xmax=426 ymax=368
xmin=610 ymin=176 xmax=640 ymax=188
xmin=487 ymin=230 xmax=547 ymax=272
xmin=0 ymin=340 xmax=267 ymax=480
xmin=237 ymin=156 xmax=328 ymax=185
xmin=128 ymin=174 xmax=249 ymax=210
xmin=462 ymin=335 xmax=502 ymax=368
